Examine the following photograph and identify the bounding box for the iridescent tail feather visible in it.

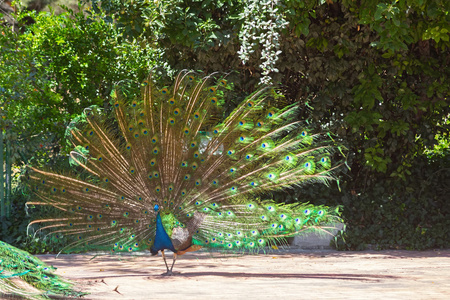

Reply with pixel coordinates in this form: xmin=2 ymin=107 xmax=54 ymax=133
xmin=0 ymin=241 xmax=76 ymax=299
xmin=27 ymin=71 xmax=343 ymax=267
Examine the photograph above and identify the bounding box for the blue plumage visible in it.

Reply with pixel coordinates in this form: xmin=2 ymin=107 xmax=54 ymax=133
xmin=150 ymin=209 xmax=176 ymax=255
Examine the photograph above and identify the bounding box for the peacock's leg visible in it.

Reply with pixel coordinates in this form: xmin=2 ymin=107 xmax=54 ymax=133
xmin=169 ymin=253 xmax=177 ymax=273
xmin=161 ymin=250 xmax=170 ymax=274
xmin=160 ymin=250 xmax=177 ymax=276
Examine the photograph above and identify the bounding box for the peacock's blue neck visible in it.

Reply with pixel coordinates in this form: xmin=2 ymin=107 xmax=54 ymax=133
xmin=150 ymin=212 xmax=176 ymax=255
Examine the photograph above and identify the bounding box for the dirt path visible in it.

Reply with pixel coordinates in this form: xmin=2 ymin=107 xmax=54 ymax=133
xmin=38 ymin=249 xmax=450 ymax=299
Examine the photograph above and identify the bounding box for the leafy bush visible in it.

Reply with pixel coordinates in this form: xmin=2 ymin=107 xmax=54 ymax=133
xmin=335 ymin=154 xmax=450 ymax=250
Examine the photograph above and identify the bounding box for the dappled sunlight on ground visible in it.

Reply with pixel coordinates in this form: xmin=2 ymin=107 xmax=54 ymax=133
xmin=37 ymin=249 xmax=450 ymax=299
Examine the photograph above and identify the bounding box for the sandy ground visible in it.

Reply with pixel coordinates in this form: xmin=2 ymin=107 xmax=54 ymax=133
xmin=36 ymin=249 xmax=450 ymax=300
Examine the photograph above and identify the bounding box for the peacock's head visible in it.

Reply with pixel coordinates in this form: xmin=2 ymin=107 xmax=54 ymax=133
xmin=154 ymin=204 xmax=159 ymax=212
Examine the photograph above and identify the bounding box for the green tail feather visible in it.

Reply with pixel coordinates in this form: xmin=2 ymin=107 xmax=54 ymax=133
xmin=189 ymin=201 xmax=340 ymax=251
xmin=27 ymin=71 xmax=343 ymax=256
xmin=0 ymin=241 xmax=76 ymax=299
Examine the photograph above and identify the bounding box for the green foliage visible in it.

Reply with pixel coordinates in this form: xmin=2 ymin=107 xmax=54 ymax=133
xmin=89 ymin=0 xmax=243 ymax=47
xmin=1 ymin=11 xmax=64 ymax=166
xmin=1 ymin=5 xmax=158 ymax=165
xmin=334 ymin=154 xmax=450 ymax=250
xmin=30 ymin=5 xmax=157 ymax=108
xmin=358 ymin=0 xmax=449 ymax=51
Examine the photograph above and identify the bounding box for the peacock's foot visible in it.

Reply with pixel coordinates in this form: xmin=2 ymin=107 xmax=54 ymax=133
xmin=161 ymin=269 xmax=180 ymax=276
xmin=161 ymin=270 xmax=174 ymax=276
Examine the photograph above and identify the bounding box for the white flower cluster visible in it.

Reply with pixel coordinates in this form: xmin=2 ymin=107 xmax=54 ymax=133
xmin=238 ymin=0 xmax=288 ymax=84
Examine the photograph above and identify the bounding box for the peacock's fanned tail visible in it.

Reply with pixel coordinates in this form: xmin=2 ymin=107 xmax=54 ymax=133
xmin=0 ymin=240 xmax=75 ymax=299
xmin=28 ymin=71 xmax=342 ymax=254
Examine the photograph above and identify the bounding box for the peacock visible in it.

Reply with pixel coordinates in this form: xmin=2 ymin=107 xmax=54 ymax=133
xmin=27 ymin=71 xmax=342 ymax=275
xmin=0 ymin=240 xmax=75 ymax=299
